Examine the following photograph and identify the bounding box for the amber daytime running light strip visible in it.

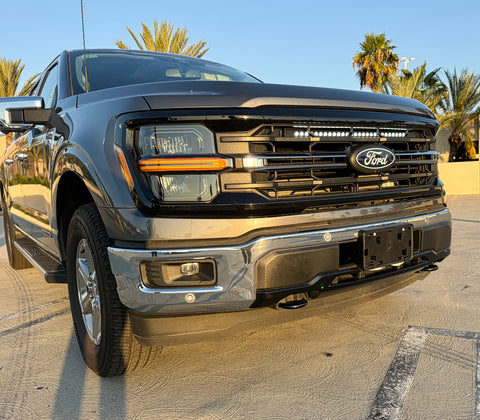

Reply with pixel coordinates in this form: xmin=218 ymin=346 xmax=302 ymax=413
xmin=115 ymin=145 xmax=135 ymax=189
xmin=138 ymin=157 xmax=231 ymax=172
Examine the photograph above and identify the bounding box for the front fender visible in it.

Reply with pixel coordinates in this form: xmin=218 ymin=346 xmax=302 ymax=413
xmin=51 ymin=95 xmax=150 ymax=241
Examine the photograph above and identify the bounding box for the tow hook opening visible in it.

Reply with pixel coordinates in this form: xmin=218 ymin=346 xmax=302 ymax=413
xmin=422 ymin=264 xmax=439 ymax=272
xmin=277 ymin=293 xmax=309 ymax=309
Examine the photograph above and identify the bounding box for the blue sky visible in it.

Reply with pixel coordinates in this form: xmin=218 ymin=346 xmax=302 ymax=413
xmin=2 ymin=0 xmax=479 ymax=91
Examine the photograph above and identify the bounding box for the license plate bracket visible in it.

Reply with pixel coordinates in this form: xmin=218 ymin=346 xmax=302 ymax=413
xmin=359 ymin=224 xmax=413 ymax=270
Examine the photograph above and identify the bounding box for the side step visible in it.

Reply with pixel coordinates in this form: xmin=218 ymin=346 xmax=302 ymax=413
xmin=14 ymin=238 xmax=67 ymax=283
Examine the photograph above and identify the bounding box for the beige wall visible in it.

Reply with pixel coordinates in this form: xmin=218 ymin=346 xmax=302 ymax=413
xmin=439 ymin=161 xmax=480 ymax=195
xmin=436 ymin=124 xmax=480 ymax=195
xmin=0 ymin=134 xmax=6 ymax=158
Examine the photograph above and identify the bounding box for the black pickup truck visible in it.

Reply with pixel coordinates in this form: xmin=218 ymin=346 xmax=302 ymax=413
xmin=0 ymin=49 xmax=451 ymax=376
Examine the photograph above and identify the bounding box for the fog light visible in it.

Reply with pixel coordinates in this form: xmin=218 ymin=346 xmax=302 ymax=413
xmin=181 ymin=262 xmax=200 ymax=276
xmin=141 ymin=259 xmax=216 ymax=288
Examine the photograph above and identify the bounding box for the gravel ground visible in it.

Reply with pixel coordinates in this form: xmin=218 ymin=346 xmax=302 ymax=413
xmin=0 ymin=195 xmax=478 ymax=419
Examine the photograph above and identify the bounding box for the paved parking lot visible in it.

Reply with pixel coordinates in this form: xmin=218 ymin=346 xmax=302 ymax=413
xmin=0 ymin=196 xmax=478 ymax=419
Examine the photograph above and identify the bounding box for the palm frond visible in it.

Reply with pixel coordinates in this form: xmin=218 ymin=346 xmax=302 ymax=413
xmin=140 ymin=23 xmax=155 ymax=51
xmin=116 ymin=20 xmax=209 ymax=57
xmin=435 ymin=68 xmax=480 ymax=160
xmin=126 ymin=26 xmax=145 ymax=50
xmin=386 ymin=63 xmax=447 ymax=115
xmin=18 ymin=73 xmax=40 ymax=96
xmin=352 ymin=33 xmax=399 ymax=92
xmin=0 ymin=58 xmax=27 ymax=97
xmin=115 ymin=40 xmax=131 ymax=49
xmin=439 ymin=68 xmax=480 ymax=130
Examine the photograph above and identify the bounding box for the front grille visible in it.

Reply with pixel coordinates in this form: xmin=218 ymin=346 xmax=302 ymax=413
xmin=219 ymin=123 xmax=439 ymax=201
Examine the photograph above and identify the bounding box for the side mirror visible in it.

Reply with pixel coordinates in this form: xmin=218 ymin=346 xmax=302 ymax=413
xmin=0 ymin=96 xmax=50 ymax=133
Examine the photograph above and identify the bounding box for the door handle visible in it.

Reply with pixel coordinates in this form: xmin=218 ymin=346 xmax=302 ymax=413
xmin=15 ymin=153 xmax=28 ymax=160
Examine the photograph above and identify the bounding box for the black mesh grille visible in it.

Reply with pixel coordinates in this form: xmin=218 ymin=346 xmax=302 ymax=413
xmin=219 ymin=123 xmax=438 ymax=201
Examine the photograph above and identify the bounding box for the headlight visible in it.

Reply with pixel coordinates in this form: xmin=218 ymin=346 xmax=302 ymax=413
xmin=136 ymin=125 xmax=231 ymax=202
xmin=151 ymin=174 xmax=219 ymax=202
xmin=137 ymin=125 xmax=216 ymax=156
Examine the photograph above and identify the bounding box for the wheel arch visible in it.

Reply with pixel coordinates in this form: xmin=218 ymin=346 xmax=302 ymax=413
xmin=55 ymin=171 xmax=96 ymax=263
xmin=52 ymin=139 xmax=118 ymax=262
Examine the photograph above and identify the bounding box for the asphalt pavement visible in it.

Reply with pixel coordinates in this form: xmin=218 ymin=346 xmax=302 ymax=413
xmin=0 ymin=195 xmax=478 ymax=419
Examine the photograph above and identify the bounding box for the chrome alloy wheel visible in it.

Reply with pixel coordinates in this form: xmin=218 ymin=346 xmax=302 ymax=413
xmin=76 ymin=239 xmax=102 ymax=345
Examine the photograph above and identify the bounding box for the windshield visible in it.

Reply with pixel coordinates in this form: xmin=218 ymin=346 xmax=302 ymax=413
xmin=70 ymin=50 xmax=260 ymax=94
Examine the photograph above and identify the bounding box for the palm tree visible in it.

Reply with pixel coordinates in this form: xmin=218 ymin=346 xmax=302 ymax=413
xmin=385 ymin=63 xmax=447 ymax=114
xmin=438 ymin=68 xmax=480 ymax=161
xmin=352 ymin=33 xmax=399 ymax=93
xmin=0 ymin=58 xmax=39 ymax=97
xmin=115 ymin=20 xmax=209 ymax=58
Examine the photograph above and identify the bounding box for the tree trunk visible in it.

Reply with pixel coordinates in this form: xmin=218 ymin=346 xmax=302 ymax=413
xmin=448 ymin=133 xmax=462 ymax=162
xmin=475 ymin=118 xmax=479 ymax=156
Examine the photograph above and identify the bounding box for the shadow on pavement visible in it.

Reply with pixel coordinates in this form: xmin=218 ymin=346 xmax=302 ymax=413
xmin=52 ymin=331 xmax=126 ymax=419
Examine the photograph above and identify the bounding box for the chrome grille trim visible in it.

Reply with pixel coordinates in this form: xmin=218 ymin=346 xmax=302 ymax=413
xmin=240 ymin=151 xmax=438 ymax=171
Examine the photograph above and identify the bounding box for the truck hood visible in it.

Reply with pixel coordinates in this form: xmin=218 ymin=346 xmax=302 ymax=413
xmin=76 ymin=81 xmax=436 ymax=119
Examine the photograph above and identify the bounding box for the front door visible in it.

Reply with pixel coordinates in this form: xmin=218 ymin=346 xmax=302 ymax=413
xmin=12 ymin=63 xmax=59 ymax=254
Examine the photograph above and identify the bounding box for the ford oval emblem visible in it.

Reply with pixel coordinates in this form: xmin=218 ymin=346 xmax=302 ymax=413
xmin=349 ymin=145 xmax=396 ymax=174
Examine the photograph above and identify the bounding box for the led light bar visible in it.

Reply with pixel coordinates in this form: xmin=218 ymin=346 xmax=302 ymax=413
xmin=352 ymin=131 xmax=377 ymax=138
xmin=379 ymin=129 xmax=408 ymax=138
xmin=288 ymin=126 xmax=408 ymax=139
xmin=293 ymin=127 xmax=351 ymax=138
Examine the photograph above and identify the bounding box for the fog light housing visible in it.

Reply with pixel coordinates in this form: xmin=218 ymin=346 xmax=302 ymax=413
xmin=140 ymin=259 xmax=217 ymax=288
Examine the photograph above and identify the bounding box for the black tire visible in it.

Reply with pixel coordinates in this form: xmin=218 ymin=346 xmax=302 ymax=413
xmin=66 ymin=203 xmax=157 ymax=377
xmin=1 ymin=198 xmax=32 ymax=270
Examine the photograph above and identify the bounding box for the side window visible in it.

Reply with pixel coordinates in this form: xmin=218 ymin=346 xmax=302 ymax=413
xmin=38 ymin=65 xmax=58 ymax=108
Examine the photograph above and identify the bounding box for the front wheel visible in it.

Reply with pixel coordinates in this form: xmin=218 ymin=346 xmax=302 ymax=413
xmin=66 ymin=203 xmax=157 ymax=377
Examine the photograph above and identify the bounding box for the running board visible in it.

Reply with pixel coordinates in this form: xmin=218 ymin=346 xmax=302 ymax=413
xmin=14 ymin=238 xmax=67 ymax=283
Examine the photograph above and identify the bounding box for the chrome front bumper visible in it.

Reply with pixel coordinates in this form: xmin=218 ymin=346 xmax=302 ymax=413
xmin=107 ymin=208 xmax=451 ymax=314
